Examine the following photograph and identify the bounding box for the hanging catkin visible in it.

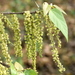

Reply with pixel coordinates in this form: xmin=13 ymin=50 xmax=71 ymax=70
xmin=10 ymin=14 xmax=23 ymax=57
xmin=45 ymin=15 xmax=65 ymax=73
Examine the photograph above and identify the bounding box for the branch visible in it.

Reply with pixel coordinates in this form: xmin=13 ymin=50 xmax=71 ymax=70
xmin=0 ymin=62 xmax=10 ymax=68
xmin=0 ymin=11 xmax=36 ymax=15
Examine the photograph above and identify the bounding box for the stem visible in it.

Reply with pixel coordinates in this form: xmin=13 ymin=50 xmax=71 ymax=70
xmin=0 ymin=11 xmax=36 ymax=15
xmin=0 ymin=62 xmax=10 ymax=68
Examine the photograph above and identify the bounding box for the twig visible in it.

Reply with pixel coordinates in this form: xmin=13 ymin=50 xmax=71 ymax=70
xmin=0 ymin=11 xmax=36 ymax=15
xmin=0 ymin=62 xmax=10 ymax=68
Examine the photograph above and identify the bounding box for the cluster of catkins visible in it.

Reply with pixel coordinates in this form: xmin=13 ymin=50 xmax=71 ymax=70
xmin=23 ymin=11 xmax=43 ymax=70
xmin=23 ymin=11 xmax=65 ymax=72
xmin=0 ymin=14 xmax=10 ymax=75
xmin=0 ymin=9 xmax=65 ymax=74
xmin=0 ymin=13 xmax=22 ymax=74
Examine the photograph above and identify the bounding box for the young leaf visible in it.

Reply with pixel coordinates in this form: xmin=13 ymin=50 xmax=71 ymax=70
xmin=10 ymin=63 xmax=17 ymax=75
xmin=49 ymin=8 xmax=68 ymax=41
xmin=24 ymin=69 xmax=38 ymax=75
xmin=53 ymin=5 xmax=67 ymax=15
xmin=43 ymin=2 xmax=51 ymax=16
xmin=14 ymin=62 xmax=24 ymax=71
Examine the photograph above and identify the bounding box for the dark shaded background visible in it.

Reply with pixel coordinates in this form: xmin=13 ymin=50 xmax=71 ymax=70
xmin=0 ymin=0 xmax=75 ymax=75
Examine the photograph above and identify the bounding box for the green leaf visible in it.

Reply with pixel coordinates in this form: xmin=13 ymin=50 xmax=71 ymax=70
xmin=10 ymin=63 xmax=17 ymax=75
xmin=24 ymin=69 xmax=38 ymax=75
xmin=43 ymin=2 xmax=51 ymax=16
xmin=49 ymin=8 xmax=68 ymax=41
xmin=53 ymin=5 xmax=67 ymax=15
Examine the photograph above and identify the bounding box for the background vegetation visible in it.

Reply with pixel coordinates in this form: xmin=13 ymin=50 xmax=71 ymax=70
xmin=0 ymin=0 xmax=75 ymax=75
